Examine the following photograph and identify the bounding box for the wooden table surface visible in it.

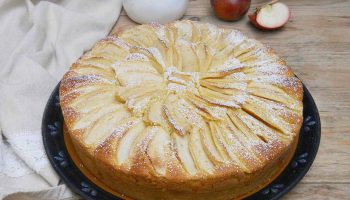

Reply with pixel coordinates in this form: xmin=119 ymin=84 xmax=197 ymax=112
xmin=111 ymin=0 xmax=350 ymax=199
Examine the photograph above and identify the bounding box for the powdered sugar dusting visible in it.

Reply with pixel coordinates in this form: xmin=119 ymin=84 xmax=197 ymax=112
xmin=125 ymin=53 xmax=149 ymax=61
xmin=225 ymin=30 xmax=246 ymax=46
xmin=254 ymin=63 xmax=287 ymax=75
xmin=174 ymin=21 xmax=193 ymax=39
xmin=134 ymin=127 xmax=157 ymax=156
xmin=209 ymin=57 xmax=243 ymax=73
xmin=205 ymin=98 xmax=240 ymax=108
xmin=176 ymin=99 xmax=204 ymax=128
xmin=78 ymin=60 xmax=111 ymax=69
xmin=228 ymin=72 xmax=247 ymax=80
xmin=234 ymin=94 xmax=247 ymax=104
xmin=167 ymin=83 xmax=188 ymax=93
xmin=164 ymin=67 xmax=199 ymax=94
xmin=112 ymin=119 xmax=140 ymax=141
xmin=146 ymin=47 xmax=166 ymax=68
xmin=239 ymin=39 xmax=256 ymax=50
xmin=163 ymin=105 xmax=184 ymax=134
xmin=154 ymin=25 xmax=169 ymax=46
xmin=252 ymin=75 xmax=300 ymax=92
xmin=108 ymin=36 xmax=130 ymax=51
xmin=62 ymin=74 xmax=116 ymax=91
xmin=61 ymin=21 xmax=302 ymax=177
xmin=127 ymin=96 xmax=152 ymax=115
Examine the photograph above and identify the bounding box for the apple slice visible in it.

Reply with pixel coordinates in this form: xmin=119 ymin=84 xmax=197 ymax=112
xmin=249 ymin=1 xmax=291 ymax=30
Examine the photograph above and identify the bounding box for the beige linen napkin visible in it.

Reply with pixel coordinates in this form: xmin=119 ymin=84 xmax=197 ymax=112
xmin=0 ymin=0 xmax=122 ymax=199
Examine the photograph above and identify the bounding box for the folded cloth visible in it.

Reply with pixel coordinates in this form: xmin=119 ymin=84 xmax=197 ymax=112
xmin=0 ymin=0 xmax=122 ymax=199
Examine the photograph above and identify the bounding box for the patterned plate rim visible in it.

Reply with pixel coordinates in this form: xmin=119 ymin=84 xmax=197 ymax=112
xmin=42 ymin=82 xmax=321 ymax=200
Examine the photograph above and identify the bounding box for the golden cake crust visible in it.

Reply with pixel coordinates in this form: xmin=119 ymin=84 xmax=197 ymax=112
xmin=60 ymin=21 xmax=303 ymax=200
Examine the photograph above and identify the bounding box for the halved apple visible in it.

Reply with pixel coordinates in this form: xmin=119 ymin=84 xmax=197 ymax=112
xmin=249 ymin=1 xmax=291 ymax=30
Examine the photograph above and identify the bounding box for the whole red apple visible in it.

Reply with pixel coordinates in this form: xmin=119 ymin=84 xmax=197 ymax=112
xmin=211 ymin=0 xmax=251 ymax=21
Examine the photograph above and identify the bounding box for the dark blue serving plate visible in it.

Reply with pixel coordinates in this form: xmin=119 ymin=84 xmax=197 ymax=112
xmin=42 ymin=83 xmax=321 ymax=200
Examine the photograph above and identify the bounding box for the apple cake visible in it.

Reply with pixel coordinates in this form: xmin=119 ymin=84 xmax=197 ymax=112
xmin=60 ymin=20 xmax=303 ymax=200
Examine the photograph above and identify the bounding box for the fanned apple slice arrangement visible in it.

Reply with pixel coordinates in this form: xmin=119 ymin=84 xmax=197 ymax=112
xmin=60 ymin=21 xmax=303 ymax=178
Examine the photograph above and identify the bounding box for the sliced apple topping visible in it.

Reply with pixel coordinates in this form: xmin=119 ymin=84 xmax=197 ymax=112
xmin=154 ymin=25 xmax=170 ymax=47
xmin=173 ymin=133 xmax=198 ymax=175
xmin=77 ymin=56 xmax=114 ymax=71
xmin=234 ymin=39 xmax=258 ymax=58
xmin=116 ymin=121 xmax=146 ymax=166
xmin=224 ymin=30 xmax=246 ymax=47
xmin=84 ymin=107 xmax=131 ymax=146
xmin=128 ymin=126 xmax=157 ymax=173
xmin=165 ymin=67 xmax=198 ymax=85
xmin=199 ymin=123 xmax=225 ymax=165
xmin=163 ymin=94 xmax=204 ymax=135
xmin=184 ymin=93 xmax=227 ymax=120
xmin=198 ymin=86 xmax=241 ymax=108
xmin=175 ymin=39 xmax=200 ymax=72
xmin=70 ymin=87 xmax=119 ymax=113
xmin=62 ymin=21 xmax=303 ymax=177
xmin=208 ymin=122 xmax=231 ymax=161
xmin=73 ymin=103 xmax=124 ymax=130
xmin=247 ymin=82 xmax=302 ymax=110
xmin=188 ymin=127 xmax=214 ymax=173
xmin=193 ymin=43 xmax=212 ymax=73
xmin=128 ymin=47 xmax=166 ymax=74
xmin=173 ymin=20 xmax=193 ymax=41
xmin=147 ymin=126 xmax=172 ymax=175
xmin=117 ymin=71 xmax=163 ymax=86
xmin=91 ymin=40 xmax=129 ymax=61
xmin=117 ymin=83 xmax=166 ymax=116
xmin=242 ymin=95 xmax=294 ymax=136
xmin=144 ymin=101 xmax=164 ymax=125
xmin=119 ymin=25 xmax=159 ymax=48
xmin=209 ymin=56 xmax=242 ymax=72
xmin=72 ymin=64 xmax=115 ymax=81
xmin=112 ymin=60 xmax=158 ymax=77
xmin=200 ymin=78 xmax=247 ymax=91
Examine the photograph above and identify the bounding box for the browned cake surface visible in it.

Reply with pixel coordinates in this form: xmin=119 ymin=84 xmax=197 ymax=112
xmin=59 ymin=20 xmax=303 ymax=200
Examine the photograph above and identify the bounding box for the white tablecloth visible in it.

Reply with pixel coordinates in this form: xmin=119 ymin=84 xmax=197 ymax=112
xmin=0 ymin=0 xmax=122 ymax=199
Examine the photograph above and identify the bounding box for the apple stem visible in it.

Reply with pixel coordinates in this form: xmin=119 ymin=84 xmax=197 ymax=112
xmin=267 ymin=0 xmax=279 ymax=5
xmin=257 ymin=0 xmax=279 ymax=12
